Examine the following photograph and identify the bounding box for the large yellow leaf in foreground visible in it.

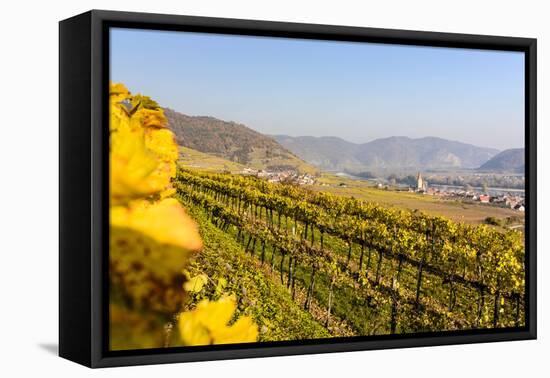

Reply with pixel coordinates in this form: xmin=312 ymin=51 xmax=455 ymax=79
xmin=110 ymin=199 xmax=203 ymax=314
xmin=178 ymin=295 xmax=258 ymax=346
xmin=111 ymin=198 xmax=202 ymax=252
xmin=109 ymin=83 xmax=178 ymax=205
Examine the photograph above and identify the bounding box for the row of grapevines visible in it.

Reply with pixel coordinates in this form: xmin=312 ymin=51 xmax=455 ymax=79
xmin=176 ymin=177 xmax=522 ymax=332
xmin=176 ymin=169 xmax=525 ymax=308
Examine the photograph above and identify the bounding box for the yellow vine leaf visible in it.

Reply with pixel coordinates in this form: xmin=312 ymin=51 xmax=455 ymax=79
xmin=109 ymin=83 xmax=258 ymax=350
xmin=109 ymin=82 xmax=178 ymax=205
xmin=111 ymin=198 xmax=202 ymax=252
xmin=110 ymin=199 xmax=202 ymax=315
xmin=183 ymin=274 xmax=209 ymax=293
xmin=110 ymin=82 xmax=131 ymax=104
xmin=178 ymin=295 xmax=259 ymax=346
xmin=110 ymin=129 xmax=166 ymax=205
xmin=109 ymin=82 xmax=205 ymax=344
xmin=134 ymin=107 xmax=168 ymax=129
xmin=143 ymin=126 xmax=179 ymax=198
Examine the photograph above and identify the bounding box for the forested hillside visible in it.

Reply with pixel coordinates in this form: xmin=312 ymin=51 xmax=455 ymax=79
xmin=165 ymin=108 xmax=316 ymax=173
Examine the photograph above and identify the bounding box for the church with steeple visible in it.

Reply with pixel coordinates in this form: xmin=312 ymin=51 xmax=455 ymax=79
xmin=416 ymin=172 xmax=428 ymax=192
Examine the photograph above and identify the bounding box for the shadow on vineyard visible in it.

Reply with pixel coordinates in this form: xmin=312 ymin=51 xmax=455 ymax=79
xmin=175 ymin=168 xmax=525 ymax=339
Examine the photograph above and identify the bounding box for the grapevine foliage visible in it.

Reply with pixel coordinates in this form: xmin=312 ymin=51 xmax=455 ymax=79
xmin=175 ymin=168 xmax=525 ymax=333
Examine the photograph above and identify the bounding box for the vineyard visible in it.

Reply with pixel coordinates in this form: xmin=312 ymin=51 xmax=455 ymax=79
xmin=175 ymin=168 xmax=525 ymax=337
xmin=108 ymin=83 xmax=526 ymax=349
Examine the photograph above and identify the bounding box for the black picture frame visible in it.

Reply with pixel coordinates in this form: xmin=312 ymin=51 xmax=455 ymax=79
xmin=59 ymin=9 xmax=537 ymax=368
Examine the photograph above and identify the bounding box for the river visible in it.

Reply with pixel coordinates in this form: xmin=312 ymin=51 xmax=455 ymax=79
xmin=333 ymin=172 xmax=524 ymax=196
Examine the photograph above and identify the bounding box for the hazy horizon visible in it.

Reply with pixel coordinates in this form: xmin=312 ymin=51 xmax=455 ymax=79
xmin=267 ymin=133 xmax=511 ymax=151
xmin=111 ymin=28 xmax=525 ymax=150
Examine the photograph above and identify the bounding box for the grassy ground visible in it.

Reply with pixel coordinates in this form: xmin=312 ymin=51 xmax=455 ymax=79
xmin=179 ymin=146 xmax=318 ymax=175
xmin=247 ymin=148 xmax=319 ymax=174
xmin=178 ymin=147 xmax=246 ymax=173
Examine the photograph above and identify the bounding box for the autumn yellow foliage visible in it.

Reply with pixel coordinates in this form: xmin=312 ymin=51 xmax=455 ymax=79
xmin=109 ymin=82 xmax=203 ymax=349
xmin=109 ymin=84 xmax=179 ymax=205
xmin=109 ymin=83 xmax=257 ymax=350
xmin=179 ymin=295 xmax=258 ymax=346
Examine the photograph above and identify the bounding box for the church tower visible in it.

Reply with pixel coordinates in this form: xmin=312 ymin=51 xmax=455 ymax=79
xmin=416 ymin=172 xmax=424 ymax=191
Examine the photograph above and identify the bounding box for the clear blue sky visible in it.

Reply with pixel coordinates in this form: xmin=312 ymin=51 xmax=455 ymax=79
xmin=110 ymin=28 xmax=524 ymax=150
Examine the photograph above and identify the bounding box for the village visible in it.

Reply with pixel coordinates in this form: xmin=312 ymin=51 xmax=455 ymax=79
xmin=240 ymin=167 xmax=317 ymax=185
xmin=408 ymin=172 xmax=525 ymax=212
xmin=239 ymin=168 xmax=525 ymax=212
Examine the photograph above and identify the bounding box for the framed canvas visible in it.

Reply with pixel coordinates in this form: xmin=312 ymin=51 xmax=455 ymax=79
xmin=59 ymin=10 xmax=537 ymax=368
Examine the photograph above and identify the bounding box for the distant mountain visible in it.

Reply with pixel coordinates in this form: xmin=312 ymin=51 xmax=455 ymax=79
xmin=272 ymin=135 xmax=363 ymax=171
xmin=355 ymin=136 xmax=499 ymax=170
xmin=164 ymin=108 xmax=316 ymax=173
xmin=273 ymin=135 xmax=500 ymax=173
xmin=478 ymin=148 xmax=524 ymax=173
xmin=164 ymin=106 xmax=501 ymax=174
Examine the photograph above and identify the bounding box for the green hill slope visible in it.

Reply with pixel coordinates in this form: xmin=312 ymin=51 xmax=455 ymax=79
xmin=178 ymin=146 xmax=247 ymax=173
xmin=165 ymin=108 xmax=317 ymax=174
